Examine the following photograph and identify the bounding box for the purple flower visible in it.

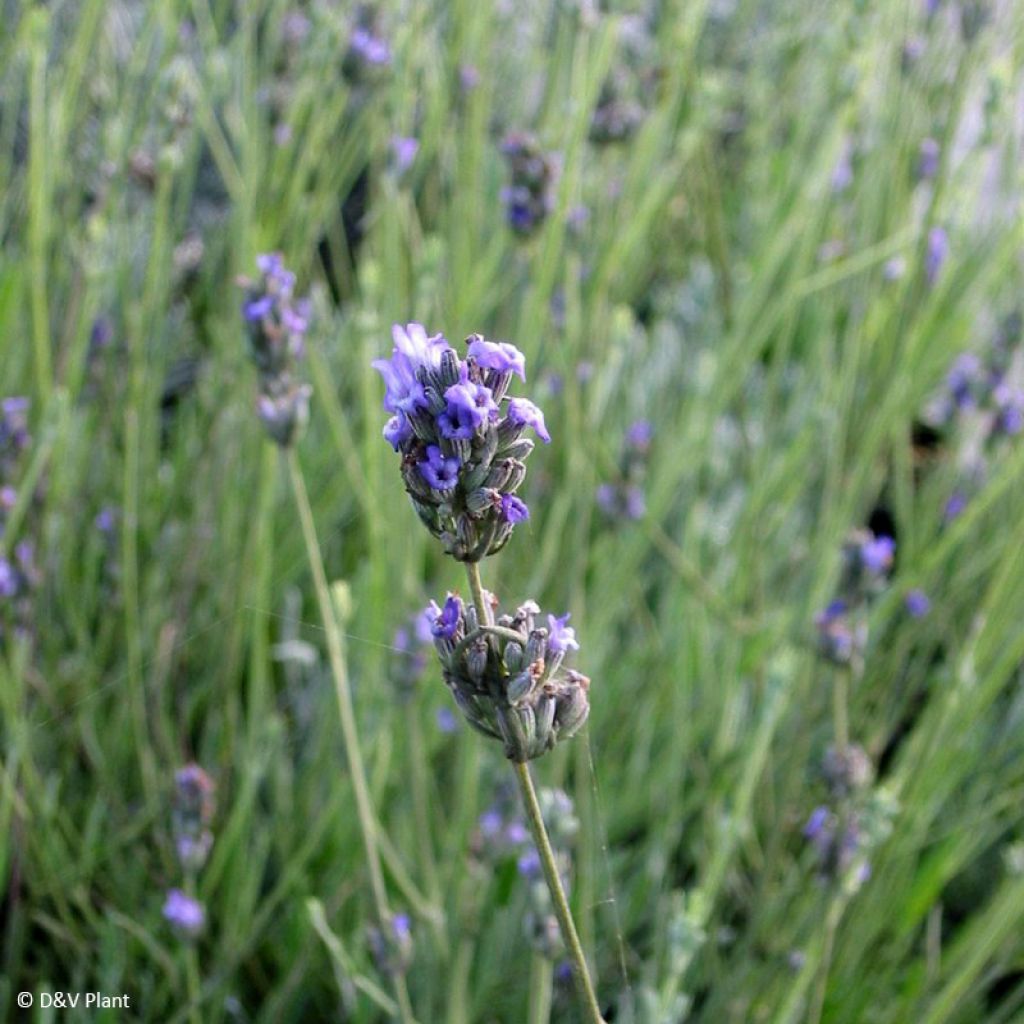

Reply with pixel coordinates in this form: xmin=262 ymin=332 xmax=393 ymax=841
xmin=814 ymin=600 xmax=858 ymax=664
xmin=905 ymin=589 xmax=931 ymax=617
xmin=830 ymin=139 xmax=854 ymax=193
xmin=884 ymin=256 xmax=907 ymax=281
xmin=467 ymin=337 xmax=527 ymax=381
xmin=439 ymin=364 xmax=498 ymax=440
xmin=479 ymin=809 xmax=503 ymax=837
xmin=595 ymin=483 xmax=617 ymax=515
xmin=625 ymin=420 xmax=653 ymax=451
xmin=947 ymin=353 xmax=981 ymax=409
xmin=0 ymin=485 xmax=16 ymax=509
xmin=925 ymin=227 xmax=948 ymax=285
xmin=505 ymin=821 xmax=529 ymax=845
xmin=803 ymin=806 xmax=831 ymax=840
xmin=436 ymin=707 xmax=459 ymax=733
xmin=624 ymin=486 xmax=646 ymax=521
xmin=944 ymin=491 xmax=967 ymax=522
xmin=163 ymin=889 xmax=205 ymax=938
xmin=413 ymin=608 xmax=434 ymax=645
xmin=993 ymin=383 xmax=1024 ymax=435
xmin=517 ymin=849 xmax=542 ymax=879
xmin=256 ymin=252 xmax=295 ymax=295
xmin=501 ymin=494 xmax=530 ymax=524
xmin=391 ymin=913 xmax=411 ymax=940
xmin=383 ymin=414 xmax=412 ymax=451
xmin=418 ymin=445 xmax=461 ymax=490
xmin=349 ymin=27 xmax=391 ymax=66
xmin=506 ymin=398 xmax=551 ymax=443
xmin=0 ymin=558 xmax=17 ymax=597
xmin=860 ymin=536 xmax=895 ymax=574
xmin=256 ymin=252 xmax=283 ymax=277
xmin=429 ymin=594 xmax=462 ymax=639
xmin=918 ymin=138 xmax=940 ymax=180
xmin=817 ymin=599 xmax=847 ymax=623
xmin=242 ymin=294 xmax=274 ymax=322
xmin=94 ymin=506 xmax=116 ymax=533
xmin=547 ymin=613 xmax=579 ymax=654
xmin=390 ymin=135 xmax=419 ymax=173
xmin=373 ymin=323 xmax=451 ymax=416
xmin=281 ymin=301 xmax=310 ymax=337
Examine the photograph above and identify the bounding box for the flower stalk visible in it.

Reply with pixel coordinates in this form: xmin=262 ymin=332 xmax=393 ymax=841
xmin=287 ymin=449 xmax=416 ymax=1024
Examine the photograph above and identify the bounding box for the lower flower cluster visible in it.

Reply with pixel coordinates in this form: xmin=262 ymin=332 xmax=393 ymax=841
xmin=428 ymin=593 xmax=590 ymax=763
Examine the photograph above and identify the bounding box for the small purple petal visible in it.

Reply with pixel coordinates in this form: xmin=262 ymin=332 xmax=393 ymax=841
xmin=467 ymin=338 xmax=527 ymax=381
xmin=501 ymin=493 xmax=530 ymax=524
xmin=547 ymin=613 xmax=579 ymax=654
xmin=506 ymin=398 xmax=550 ymax=443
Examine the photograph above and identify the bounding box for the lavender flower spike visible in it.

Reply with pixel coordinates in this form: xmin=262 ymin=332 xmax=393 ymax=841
xmin=375 ymin=327 xmax=545 ymax=561
xmin=239 ymin=254 xmax=312 ymax=447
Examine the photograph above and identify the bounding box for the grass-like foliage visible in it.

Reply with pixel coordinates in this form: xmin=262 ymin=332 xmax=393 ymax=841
xmin=1 ymin=0 xmax=1023 ymax=1021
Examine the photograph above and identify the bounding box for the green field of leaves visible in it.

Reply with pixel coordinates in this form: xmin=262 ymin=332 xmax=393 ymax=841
xmin=1 ymin=1 xmax=1023 ymax=1021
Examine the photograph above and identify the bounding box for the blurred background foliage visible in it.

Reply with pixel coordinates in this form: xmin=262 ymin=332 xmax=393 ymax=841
xmin=1 ymin=0 xmax=1023 ymax=1021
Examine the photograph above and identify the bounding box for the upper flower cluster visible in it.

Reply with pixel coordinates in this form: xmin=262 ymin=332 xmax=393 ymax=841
xmin=427 ymin=592 xmax=589 ymax=763
xmin=239 ymin=253 xmax=312 ymax=447
xmin=374 ymin=324 xmax=549 ymax=561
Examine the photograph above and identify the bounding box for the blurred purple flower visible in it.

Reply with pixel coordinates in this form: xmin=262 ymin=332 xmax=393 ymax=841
xmin=390 ymin=135 xmax=419 ymax=174
xmin=905 ymin=589 xmax=931 ymax=617
xmin=918 ymin=138 xmax=940 ymax=180
xmin=925 ymin=227 xmax=948 ymax=285
xmin=436 ymin=707 xmax=459 ymax=733
xmin=944 ymin=491 xmax=967 ymax=522
xmin=163 ymin=889 xmax=204 ymax=938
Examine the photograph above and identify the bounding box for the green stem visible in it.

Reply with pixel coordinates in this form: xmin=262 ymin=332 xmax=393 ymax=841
xmin=286 ymin=449 xmax=416 ymax=1024
xmin=514 ymin=761 xmax=605 ymax=1024
xmin=527 ymin=953 xmax=554 ymax=1024
xmin=463 ymin=561 xmax=492 ymax=626
xmin=462 ymin=561 xmax=604 ymax=1023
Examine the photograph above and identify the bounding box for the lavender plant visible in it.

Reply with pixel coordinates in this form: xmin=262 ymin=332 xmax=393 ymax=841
xmin=375 ymin=323 xmax=605 ymax=1021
